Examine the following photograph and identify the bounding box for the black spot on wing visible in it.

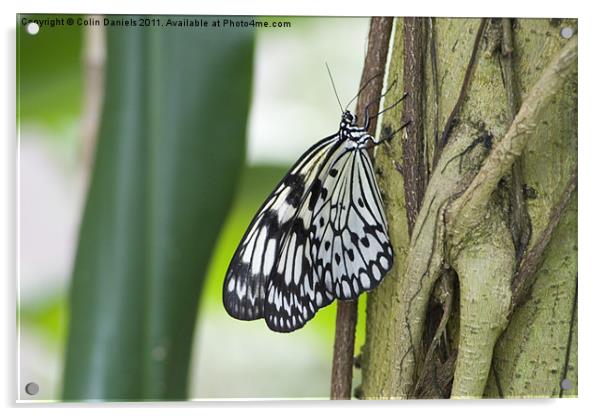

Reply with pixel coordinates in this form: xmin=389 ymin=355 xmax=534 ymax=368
xmin=262 ymin=210 xmax=282 ymax=236
xmin=320 ymin=187 xmax=328 ymax=200
xmin=284 ymin=174 xmax=305 ymax=208
xmin=350 ymin=232 xmax=359 ymax=246
xmin=308 ymin=179 xmax=323 ymax=211
xmin=291 ymin=217 xmax=309 ymax=239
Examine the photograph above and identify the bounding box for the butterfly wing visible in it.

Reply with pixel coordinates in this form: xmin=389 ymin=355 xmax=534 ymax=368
xmin=223 ymin=133 xmax=342 ymax=321
xmin=326 ymin=148 xmax=393 ymax=298
xmin=264 ymin=145 xmax=393 ymax=332
xmin=263 ymin=143 xmax=350 ymax=331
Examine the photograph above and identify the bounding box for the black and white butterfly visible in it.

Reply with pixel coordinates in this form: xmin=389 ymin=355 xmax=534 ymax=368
xmin=223 ymin=100 xmax=404 ymax=332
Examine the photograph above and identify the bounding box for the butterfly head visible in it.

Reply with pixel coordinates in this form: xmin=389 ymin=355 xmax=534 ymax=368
xmin=341 ymin=110 xmax=356 ymax=126
xmin=339 ymin=111 xmax=358 ymax=137
xmin=340 ymin=110 xmax=371 ymax=146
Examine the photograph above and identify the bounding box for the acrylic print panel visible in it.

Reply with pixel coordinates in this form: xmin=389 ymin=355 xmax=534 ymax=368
xmin=16 ymin=14 xmax=577 ymax=401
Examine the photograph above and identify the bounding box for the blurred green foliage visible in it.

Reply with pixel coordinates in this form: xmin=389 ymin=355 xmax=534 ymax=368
xmin=19 ymin=293 xmax=67 ymax=345
xmin=17 ymin=14 xmax=83 ymax=132
xmin=61 ymin=18 xmax=254 ymax=401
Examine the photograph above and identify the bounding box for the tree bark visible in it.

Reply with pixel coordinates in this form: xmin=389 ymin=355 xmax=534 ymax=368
xmin=360 ymin=17 xmax=577 ymax=399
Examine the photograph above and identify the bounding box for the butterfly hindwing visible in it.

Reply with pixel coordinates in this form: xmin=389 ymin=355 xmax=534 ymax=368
xmin=345 ymin=150 xmax=393 ymax=292
xmin=313 ymin=148 xmax=393 ymax=302
xmin=264 ymin=145 xmax=393 ymax=332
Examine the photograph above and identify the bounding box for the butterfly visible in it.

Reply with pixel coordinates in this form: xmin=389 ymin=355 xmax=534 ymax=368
xmin=223 ymin=91 xmax=406 ymax=332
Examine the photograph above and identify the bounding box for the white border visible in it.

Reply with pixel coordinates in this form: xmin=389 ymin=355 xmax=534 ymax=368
xmin=3 ymin=1 xmax=600 ymax=415
xmin=5 ymin=0 xmax=583 ymax=18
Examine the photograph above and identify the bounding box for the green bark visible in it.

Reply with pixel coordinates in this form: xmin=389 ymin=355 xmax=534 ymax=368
xmin=451 ymin=200 xmax=514 ymax=398
xmin=360 ymin=18 xmax=577 ymax=399
xmin=484 ymin=19 xmax=578 ymax=398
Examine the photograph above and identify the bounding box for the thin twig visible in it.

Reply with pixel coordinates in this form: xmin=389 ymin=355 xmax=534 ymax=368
xmin=493 ymin=361 xmax=505 ymax=398
xmin=433 ymin=18 xmax=488 ymax=167
xmin=428 ymin=17 xmax=440 ymax=177
xmin=415 ymin=351 xmax=457 ymax=399
xmin=402 ymin=17 xmax=428 ymax=234
xmin=511 ymin=169 xmax=577 ymax=308
xmin=414 ymin=271 xmax=454 ymax=398
xmin=560 ymin=278 xmax=577 ymax=398
xmin=330 ymin=16 xmax=393 ymax=400
xmin=500 ymin=18 xmax=532 ymax=267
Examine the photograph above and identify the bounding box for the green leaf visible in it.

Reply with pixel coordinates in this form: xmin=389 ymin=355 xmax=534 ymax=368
xmin=62 ymin=18 xmax=254 ymax=401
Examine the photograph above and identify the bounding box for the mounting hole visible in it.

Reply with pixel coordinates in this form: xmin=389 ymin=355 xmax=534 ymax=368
xmin=560 ymin=378 xmax=573 ymax=390
xmin=25 ymin=382 xmax=39 ymax=396
xmin=26 ymin=22 xmax=40 ymax=35
xmin=560 ymin=27 xmax=574 ymax=39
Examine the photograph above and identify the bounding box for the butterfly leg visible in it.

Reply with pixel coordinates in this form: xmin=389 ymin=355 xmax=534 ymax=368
xmin=378 ymin=120 xmax=412 ymax=144
xmin=363 ymin=119 xmax=411 ymax=150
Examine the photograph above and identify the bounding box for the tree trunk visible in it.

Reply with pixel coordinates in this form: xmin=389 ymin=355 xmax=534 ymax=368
xmin=359 ymin=17 xmax=577 ymax=399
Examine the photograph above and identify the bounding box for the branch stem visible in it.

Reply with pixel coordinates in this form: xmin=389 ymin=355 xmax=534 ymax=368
xmin=330 ymin=16 xmax=393 ymax=400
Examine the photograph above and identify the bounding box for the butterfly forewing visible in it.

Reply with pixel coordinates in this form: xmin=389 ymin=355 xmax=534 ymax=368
xmin=263 ymin=143 xmax=351 ymax=331
xmin=223 ymin=134 xmax=341 ymax=321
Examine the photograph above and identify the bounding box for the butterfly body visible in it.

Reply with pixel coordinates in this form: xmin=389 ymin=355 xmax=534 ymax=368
xmin=223 ymin=110 xmax=393 ymax=332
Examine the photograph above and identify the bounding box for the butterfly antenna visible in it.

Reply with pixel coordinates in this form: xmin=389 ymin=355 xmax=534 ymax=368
xmin=325 ymin=62 xmax=344 ymax=113
xmin=362 ymin=79 xmax=399 ymax=129
xmin=368 ymin=91 xmax=408 ymax=123
xmin=345 ymin=71 xmax=383 ymax=110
